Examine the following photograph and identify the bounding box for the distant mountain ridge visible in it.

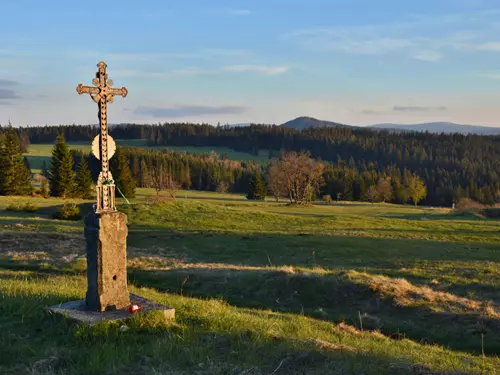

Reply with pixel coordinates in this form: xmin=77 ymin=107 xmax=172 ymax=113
xmin=278 ymin=117 xmax=500 ymax=135
xmin=370 ymin=122 xmax=500 ymax=135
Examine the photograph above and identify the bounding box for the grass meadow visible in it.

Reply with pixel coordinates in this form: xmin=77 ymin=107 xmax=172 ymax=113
xmin=1 ymin=190 xmax=500 ymax=374
xmin=24 ymin=140 xmax=268 ymax=173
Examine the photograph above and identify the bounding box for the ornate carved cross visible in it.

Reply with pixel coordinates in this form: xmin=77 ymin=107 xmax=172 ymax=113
xmin=76 ymin=61 xmax=128 ymax=212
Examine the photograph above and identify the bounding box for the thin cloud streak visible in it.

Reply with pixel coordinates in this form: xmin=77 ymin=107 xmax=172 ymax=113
xmin=0 ymin=79 xmax=19 ymax=87
xmin=413 ymin=50 xmax=443 ymax=62
xmin=113 ymin=64 xmax=289 ymax=78
xmin=68 ymin=48 xmax=254 ymax=63
xmin=393 ymin=105 xmax=447 ymax=112
xmin=0 ymin=88 xmax=20 ymax=100
xmin=285 ymin=9 xmax=500 ymax=60
xmin=226 ymin=8 xmax=252 ymax=16
xmin=134 ymin=105 xmax=248 ymax=118
xmin=479 ymin=71 xmax=500 ymax=79
xmin=223 ymin=65 xmax=288 ymax=75
xmin=359 ymin=105 xmax=447 ymax=114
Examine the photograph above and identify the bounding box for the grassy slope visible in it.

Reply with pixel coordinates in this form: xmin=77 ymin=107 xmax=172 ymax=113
xmin=24 ymin=140 xmax=268 ymax=172
xmin=1 ymin=193 xmax=500 ymax=374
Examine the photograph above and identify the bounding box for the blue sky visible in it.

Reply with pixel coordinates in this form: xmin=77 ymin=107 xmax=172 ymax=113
xmin=1 ymin=0 xmax=500 ymax=126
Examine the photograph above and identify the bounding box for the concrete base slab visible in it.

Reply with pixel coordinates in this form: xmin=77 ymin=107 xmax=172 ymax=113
xmin=47 ymin=293 xmax=175 ymax=325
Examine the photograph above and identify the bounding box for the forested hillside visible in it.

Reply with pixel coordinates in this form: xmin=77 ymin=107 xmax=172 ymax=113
xmin=2 ymin=122 xmax=499 ymax=207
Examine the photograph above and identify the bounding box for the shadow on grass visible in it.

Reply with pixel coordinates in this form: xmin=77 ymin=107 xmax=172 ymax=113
xmin=0 ymin=270 xmax=488 ymax=375
xmin=126 ymin=226 xmax=500 ymax=267
xmin=127 ymin=264 xmax=500 ymax=356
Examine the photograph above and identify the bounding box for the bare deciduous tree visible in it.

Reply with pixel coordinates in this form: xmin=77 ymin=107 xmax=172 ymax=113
xmin=269 ymin=151 xmax=324 ymax=205
xmin=267 ymin=159 xmax=286 ymax=201
xmin=216 ymin=181 xmax=229 ymax=193
xmin=376 ymin=177 xmax=393 ymax=202
xmin=364 ymin=185 xmax=379 ymax=202
xmin=149 ymin=158 xmax=179 ymax=199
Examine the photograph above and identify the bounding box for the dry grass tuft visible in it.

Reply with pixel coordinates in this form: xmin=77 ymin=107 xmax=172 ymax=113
xmin=334 ymin=322 xmax=362 ymax=336
xmin=354 ymin=272 xmax=500 ymax=317
xmin=304 ymin=338 xmax=356 ymax=353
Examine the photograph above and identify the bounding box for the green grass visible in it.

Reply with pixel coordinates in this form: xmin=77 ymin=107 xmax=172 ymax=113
xmin=24 ymin=140 xmax=268 ymax=172
xmin=1 ymin=193 xmax=500 ymax=374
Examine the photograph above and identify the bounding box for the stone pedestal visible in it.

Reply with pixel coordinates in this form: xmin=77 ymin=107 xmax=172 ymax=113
xmin=47 ymin=293 xmax=175 ymax=325
xmin=84 ymin=211 xmax=130 ymax=312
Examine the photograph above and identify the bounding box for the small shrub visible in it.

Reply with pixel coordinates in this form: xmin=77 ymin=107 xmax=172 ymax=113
xmin=322 ymin=194 xmax=332 ymax=203
xmin=5 ymin=202 xmax=39 ymax=213
xmin=216 ymin=181 xmax=229 ymax=193
xmin=5 ymin=204 xmax=22 ymax=212
xmin=456 ymin=198 xmax=485 ymax=210
xmin=54 ymin=203 xmax=81 ymax=221
xmin=22 ymin=202 xmax=39 ymax=213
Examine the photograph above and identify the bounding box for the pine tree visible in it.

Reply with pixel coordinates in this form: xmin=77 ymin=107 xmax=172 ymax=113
xmin=75 ymin=159 xmax=93 ymax=199
xmin=110 ymin=147 xmax=136 ymax=198
xmin=0 ymin=126 xmax=33 ymax=196
xmin=17 ymin=157 xmax=34 ymax=196
xmin=48 ymin=134 xmax=75 ymax=198
xmin=247 ymin=171 xmax=266 ymax=200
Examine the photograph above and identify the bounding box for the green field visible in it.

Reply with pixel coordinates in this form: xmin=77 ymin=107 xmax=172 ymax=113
xmin=24 ymin=139 xmax=269 ymax=173
xmin=1 ymin=191 xmax=500 ymax=374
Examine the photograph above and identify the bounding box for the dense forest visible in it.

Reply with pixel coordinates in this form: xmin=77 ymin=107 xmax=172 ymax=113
xmin=2 ymin=122 xmax=499 ymax=207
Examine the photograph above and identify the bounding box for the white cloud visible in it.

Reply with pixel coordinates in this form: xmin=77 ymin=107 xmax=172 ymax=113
xmin=223 ymin=65 xmax=288 ymax=75
xmin=472 ymin=42 xmax=500 ymax=51
xmin=112 ymin=67 xmax=215 ymax=78
xmin=285 ymin=9 xmax=500 ymax=61
xmin=68 ymin=48 xmax=254 ymax=63
xmin=393 ymin=105 xmax=447 ymax=112
xmin=226 ymin=8 xmax=252 ymax=16
xmin=478 ymin=71 xmax=500 ymax=79
xmin=413 ymin=50 xmax=443 ymax=62
xmin=111 ymin=65 xmax=289 ymax=79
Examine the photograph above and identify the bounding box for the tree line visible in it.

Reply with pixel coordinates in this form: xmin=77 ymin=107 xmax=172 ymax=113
xmin=1 ymin=121 xmax=498 ymax=206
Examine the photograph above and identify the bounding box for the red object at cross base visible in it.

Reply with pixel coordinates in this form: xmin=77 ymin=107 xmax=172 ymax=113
xmin=129 ymin=304 xmax=141 ymax=313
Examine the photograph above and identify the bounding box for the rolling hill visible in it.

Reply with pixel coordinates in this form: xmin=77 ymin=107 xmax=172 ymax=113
xmin=280 ymin=116 xmax=500 ymax=135
xmin=280 ymin=116 xmax=351 ymax=130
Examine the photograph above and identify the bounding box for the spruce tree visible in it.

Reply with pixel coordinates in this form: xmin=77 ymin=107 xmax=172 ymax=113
xmin=110 ymin=147 xmax=136 ymax=198
xmin=48 ymin=134 xmax=75 ymax=198
xmin=0 ymin=126 xmax=33 ymax=196
xmin=75 ymin=159 xmax=94 ymax=199
xmin=247 ymin=171 xmax=266 ymax=200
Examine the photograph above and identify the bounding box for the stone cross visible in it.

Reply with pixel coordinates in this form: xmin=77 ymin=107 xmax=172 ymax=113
xmin=46 ymin=61 xmax=175 ymax=320
xmin=76 ymin=61 xmax=128 ymax=212
xmin=77 ymin=62 xmax=131 ymax=312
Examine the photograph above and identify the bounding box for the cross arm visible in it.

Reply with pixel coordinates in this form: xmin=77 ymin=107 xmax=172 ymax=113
xmin=76 ymin=83 xmax=100 ymax=95
xmin=108 ymin=87 xmax=128 ymax=98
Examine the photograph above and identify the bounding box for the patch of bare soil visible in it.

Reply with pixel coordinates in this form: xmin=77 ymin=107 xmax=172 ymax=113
xmin=0 ymin=232 xmax=86 ymax=265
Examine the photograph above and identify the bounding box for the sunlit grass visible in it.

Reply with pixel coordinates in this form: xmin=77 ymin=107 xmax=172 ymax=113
xmin=1 ymin=192 xmax=500 ymax=373
xmin=1 ymin=269 xmax=499 ymax=374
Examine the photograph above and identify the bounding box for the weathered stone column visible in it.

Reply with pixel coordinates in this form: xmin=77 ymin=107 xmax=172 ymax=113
xmin=84 ymin=211 xmax=130 ymax=312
